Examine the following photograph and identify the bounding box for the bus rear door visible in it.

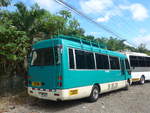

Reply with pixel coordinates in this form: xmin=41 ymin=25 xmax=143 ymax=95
xmin=28 ymin=47 xmax=61 ymax=90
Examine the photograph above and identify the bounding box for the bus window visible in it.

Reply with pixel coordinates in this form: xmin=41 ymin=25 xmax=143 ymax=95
xmin=125 ymin=59 xmax=130 ymax=69
xmin=31 ymin=48 xmax=57 ymax=66
xmin=120 ymin=59 xmax=125 ymax=75
xmin=129 ymin=56 xmax=139 ymax=67
xmin=69 ymin=48 xmax=75 ymax=69
xmin=75 ymin=50 xmax=95 ymax=69
xmin=138 ymin=56 xmax=145 ymax=67
xmin=109 ymin=56 xmax=120 ymax=70
xmin=85 ymin=52 xmax=95 ymax=69
xmin=75 ymin=50 xmax=85 ymax=69
xmin=145 ymin=57 xmax=150 ymax=67
xmin=147 ymin=57 xmax=150 ymax=67
xmin=95 ymin=53 xmax=109 ymax=69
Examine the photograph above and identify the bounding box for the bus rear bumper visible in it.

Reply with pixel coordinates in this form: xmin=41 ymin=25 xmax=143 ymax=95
xmin=28 ymin=87 xmax=59 ymax=101
xmin=132 ymin=78 xmax=140 ymax=82
xmin=27 ymin=86 xmax=92 ymax=101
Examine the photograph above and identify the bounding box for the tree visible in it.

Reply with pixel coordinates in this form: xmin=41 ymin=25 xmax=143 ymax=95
xmin=42 ymin=15 xmax=66 ymax=37
xmin=0 ymin=0 xmax=11 ymax=7
xmin=0 ymin=25 xmax=30 ymax=76
xmin=2 ymin=1 xmax=150 ymax=95
xmin=2 ymin=2 xmax=46 ymax=43
xmin=66 ymin=18 xmax=85 ymax=36
xmin=137 ymin=44 xmax=147 ymax=53
xmin=85 ymin=35 xmax=95 ymax=41
xmin=94 ymin=37 xmax=126 ymax=51
xmin=58 ymin=10 xmax=85 ymax=36
xmin=59 ymin=10 xmax=72 ymax=20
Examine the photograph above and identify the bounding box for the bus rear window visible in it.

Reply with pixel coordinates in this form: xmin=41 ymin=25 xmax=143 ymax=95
xmin=31 ymin=47 xmax=60 ymax=66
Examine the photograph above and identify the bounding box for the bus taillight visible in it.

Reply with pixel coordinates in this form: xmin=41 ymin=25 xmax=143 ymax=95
xmin=24 ymin=75 xmax=31 ymax=79
xmin=58 ymin=76 xmax=62 ymax=87
xmin=58 ymin=82 xmax=62 ymax=87
xmin=58 ymin=76 xmax=62 ymax=80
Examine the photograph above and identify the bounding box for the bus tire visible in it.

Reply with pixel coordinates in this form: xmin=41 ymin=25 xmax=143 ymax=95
xmin=139 ymin=76 xmax=145 ymax=85
xmin=88 ymin=85 xmax=99 ymax=102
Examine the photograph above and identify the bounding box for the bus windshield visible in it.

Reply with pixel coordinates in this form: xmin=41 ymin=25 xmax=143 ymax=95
xmin=31 ymin=47 xmax=60 ymax=66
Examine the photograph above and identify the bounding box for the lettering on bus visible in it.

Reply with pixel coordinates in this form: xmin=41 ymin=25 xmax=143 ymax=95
xmin=108 ymin=83 xmax=118 ymax=90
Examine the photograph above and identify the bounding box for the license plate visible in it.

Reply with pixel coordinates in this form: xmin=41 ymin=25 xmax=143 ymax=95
xmin=32 ymin=82 xmax=42 ymax=87
xmin=69 ymin=89 xmax=78 ymax=95
xmin=39 ymin=92 xmax=48 ymax=97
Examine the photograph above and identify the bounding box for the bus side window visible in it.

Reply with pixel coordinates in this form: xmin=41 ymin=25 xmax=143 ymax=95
xmin=129 ymin=56 xmax=139 ymax=67
xmin=95 ymin=53 xmax=109 ymax=69
xmin=145 ymin=57 xmax=150 ymax=67
xmin=69 ymin=48 xmax=75 ymax=69
xmin=75 ymin=50 xmax=85 ymax=69
xmin=75 ymin=50 xmax=95 ymax=69
xmin=85 ymin=52 xmax=95 ymax=69
xmin=138 ymin=56 xmax=145 ymax=67
xmin=125 ymin=59 xmax=130 ymax=69
xmin=120 ymin=59 xmax=125 ymax=75
xmin=109 ymin=56 xmax=120 ymax=70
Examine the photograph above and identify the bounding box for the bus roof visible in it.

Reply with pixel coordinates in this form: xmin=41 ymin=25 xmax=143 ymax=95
xmin=32 ymin=35 xmax=126 ymax=58
xmin=53 ymin=35 xmax=107 ymax=49
xmin=120 ymin=51 xmax=149 ymax=57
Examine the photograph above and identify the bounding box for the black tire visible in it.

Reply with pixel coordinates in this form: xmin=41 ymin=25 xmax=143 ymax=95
xmin=139 ymin=76 xmax=145 ymax=85
xmin=88 ymin=85 xmax=99 ymax=102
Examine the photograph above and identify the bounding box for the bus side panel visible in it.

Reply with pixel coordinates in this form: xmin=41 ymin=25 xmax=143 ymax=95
xmin=63 ymin=70 xmax=127 ymax=89
xmin=61 ymin=41 xmax=128 ymax=90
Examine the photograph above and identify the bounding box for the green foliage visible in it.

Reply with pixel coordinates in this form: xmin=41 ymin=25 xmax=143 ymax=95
xmin=94 ymin=37 xmax=126 ymax=51
xmin=11 ymin=2 xmax=46 ymax=36
xmin=42 ymin=14 xmax=66 ymax=36
xmin=0 ymin=25 xmax=30 ymax=75
xmin=94 ymin=37 xmax=150 ymax=54
xmin=84 ymin=35 xmax=95 ymax=41
xmin=0 ymin=0 xmax=11 ymax=7
xmin=1 ymin=0 xmax=150 ymax=95
xmin=0 ymin=1 xmax=150 ymax=78
xmin=66 ymin=18 xmax=85 ymax=36
xmin=137 ymin=44 xmax=150 ymax=55
xmin=0 ymin=2 xmax=87 ymax=77
xmin=59 ymin=10 xmax=72 ymax=20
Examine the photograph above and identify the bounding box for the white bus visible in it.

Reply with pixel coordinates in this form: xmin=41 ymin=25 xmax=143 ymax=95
xmin=121 ymin=52 xmax=150 ymax=84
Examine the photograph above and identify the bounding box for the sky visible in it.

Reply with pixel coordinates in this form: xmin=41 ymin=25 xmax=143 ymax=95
xmin=5 ymin=0 xmax=150 ymax=49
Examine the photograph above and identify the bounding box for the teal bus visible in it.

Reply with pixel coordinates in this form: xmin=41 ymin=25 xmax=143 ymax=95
xmin=27 ymin=35 xmax=131 ymax=102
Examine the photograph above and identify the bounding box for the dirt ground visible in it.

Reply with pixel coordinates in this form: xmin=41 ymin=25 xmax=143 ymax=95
xmin=0 ymin=82 xmax=150 ymax=113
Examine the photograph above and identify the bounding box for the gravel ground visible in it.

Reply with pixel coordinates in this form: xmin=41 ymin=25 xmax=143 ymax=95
xmin=0 ymin=82 xmax=150 ymax=113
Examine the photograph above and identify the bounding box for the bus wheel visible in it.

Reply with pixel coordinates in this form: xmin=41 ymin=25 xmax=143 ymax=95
xmin=88 ymin=85 xmax=99 ymax=102
xmin=139 ymin=76 xmax=145 ymax=85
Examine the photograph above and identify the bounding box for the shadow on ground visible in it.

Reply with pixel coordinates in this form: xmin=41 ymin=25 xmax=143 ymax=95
xmin=23 ymin=81 xmax=150 ymax=112
xmin=26 ymin=88 xmax=128 ymax=112
xmin=27 ymin=98 xmax=86 ymax=112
